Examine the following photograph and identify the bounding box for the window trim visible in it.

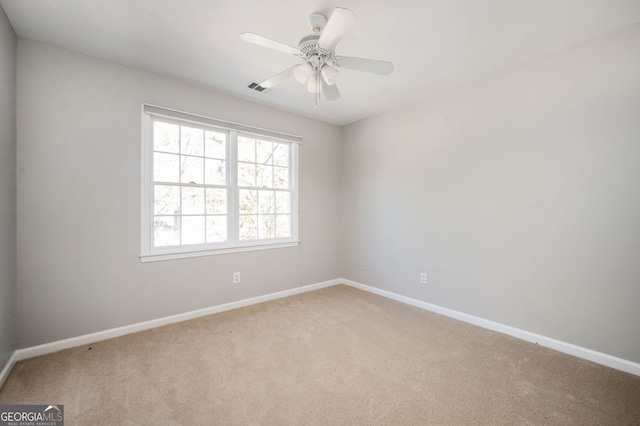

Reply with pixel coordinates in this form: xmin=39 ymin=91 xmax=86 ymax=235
xmin=140 ymin=104 xmax=300 ymax=262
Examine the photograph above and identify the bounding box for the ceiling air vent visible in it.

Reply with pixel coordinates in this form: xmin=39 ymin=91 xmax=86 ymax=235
xmin=248 ymin=82 xmax=268 ymax=92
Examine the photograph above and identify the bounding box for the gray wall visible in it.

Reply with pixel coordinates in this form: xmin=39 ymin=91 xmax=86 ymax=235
xmin=341 ymin=24 xmax=640 ymax=363
xmin=0 ymin=5 xmax=17 ymax=367
xmin=16 ymin=39 xmax=342 ymax=348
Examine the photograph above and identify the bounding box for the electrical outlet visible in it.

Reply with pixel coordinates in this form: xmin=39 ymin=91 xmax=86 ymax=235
xmin=233 ymin=272 xmax=241 ymax=284
xmin=420 ymin=272 xmax=427 ymax=284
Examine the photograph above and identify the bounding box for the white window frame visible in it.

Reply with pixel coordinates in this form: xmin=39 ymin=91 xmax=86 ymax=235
xmin=140 ymin=104 xmax=300 ymax=262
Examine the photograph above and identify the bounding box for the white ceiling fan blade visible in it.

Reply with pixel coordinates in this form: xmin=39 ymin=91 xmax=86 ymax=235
xmin=321 ymin=78 xmax=341 ymax=101
xmin=240 ymin=32 xmax=301 ymax=56
xmin=318 ymin=8 xmax=357 ymax=51
xmin=259 ymin=66 xmax=296 ymax=88
xmin=334 ymin=56 xmax=394 ymax=75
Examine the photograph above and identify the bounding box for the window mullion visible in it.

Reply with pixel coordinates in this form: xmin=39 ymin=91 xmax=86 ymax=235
xmin=228 ymin=130 xmax=239 ymax=246
xmin=292 ymin=142 xmax=299 ymax=241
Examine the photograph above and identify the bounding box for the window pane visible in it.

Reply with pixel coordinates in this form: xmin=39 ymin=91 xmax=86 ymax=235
xmin=154 ymin=215 xmax=180 ymax=246
xmin=206 ymin=216 xmax=227 ymax=243
xmin=239 ymin=189 xmax=257 ymax=214
xmin=206 ymin=188 xmax=227 ymax=215
xmin=256 ymin=140 xmax=273 ymax=164
xmin=276 ymin=215 xmax=291 ymax=238
xmin=181 ymin=126 xmax=204 ymax=156
xmin=258 ymin=215 xmax=276 ymax=239
xmin=154 ymin=185 xmax=180 ymax=215
xmin=273 ymin=166 xmax=289 ymax=189
xmin=181 ymin=156 xmax=204 ymax=184
xmin=182 ymin=187 xmax=205 ymax=214
xmin=238 ymin=136 xmax=255 ymax=162
xmin=154 ymin=153 xmax=180 ymax=183
xmin=205 ymin=131 xmax=226 ymax=159
xmin=182 ymin=216 xmax=205 ymax=245
xmin=206 ymin=188 xmax=227 ymax=214
xmin=154 ymin=122 xmax=179 ymax=153
xmin=257 ymin=165 xmax=273 ymax=188
xmin=238 ymin=163 xmax=256 ymax=187
xmin=239 ymin=215 xmax=257 ymax=240
xmin=205 ymin=158 xmax=225 ymax=185
xmin=258 ymin=190 xmax=275 ymax=214
xmin=273 ymin=143 xmax=289 ymax=167
xmin=275 ymin=191 xmax=290 ymax=213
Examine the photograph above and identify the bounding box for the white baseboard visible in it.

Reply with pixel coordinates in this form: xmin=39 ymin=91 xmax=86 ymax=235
xmin=15 ymin=278 xmax=341 ymax=362
xmin=0 ymin=351 xmax=17 ymax=389
xmin=342 ymin=279 xmax=640 ymax=377
xmin=6 ymin=277 xmax=638 ymax=380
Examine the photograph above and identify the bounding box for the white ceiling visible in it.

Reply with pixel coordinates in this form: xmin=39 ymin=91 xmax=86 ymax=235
xmin=2 ymin=0 xmax=639 ymax=126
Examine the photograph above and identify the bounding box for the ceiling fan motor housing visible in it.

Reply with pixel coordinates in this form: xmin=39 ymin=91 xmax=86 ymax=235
xmin=298 ymin=34 xmax=333 ymax=70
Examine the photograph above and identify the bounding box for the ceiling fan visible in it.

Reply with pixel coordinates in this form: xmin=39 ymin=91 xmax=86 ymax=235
xmin=241 ymin=7 xmax=394 ymax=104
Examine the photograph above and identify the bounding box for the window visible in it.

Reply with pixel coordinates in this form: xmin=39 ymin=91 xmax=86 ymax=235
xmin=141 ymin=105 xmax=300 ymax=261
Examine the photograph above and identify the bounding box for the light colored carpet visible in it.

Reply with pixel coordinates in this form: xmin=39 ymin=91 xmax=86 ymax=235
xmin=1 ymin=285 xmax=639 ymax=425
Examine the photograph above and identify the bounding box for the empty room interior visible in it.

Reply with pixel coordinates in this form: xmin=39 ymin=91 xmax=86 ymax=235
xmin=1 ymin=0 xmax=640 ymax=424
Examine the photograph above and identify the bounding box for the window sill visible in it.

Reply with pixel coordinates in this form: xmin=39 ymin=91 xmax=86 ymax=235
xmin=139 ymin=241 xmax=300 ymax=262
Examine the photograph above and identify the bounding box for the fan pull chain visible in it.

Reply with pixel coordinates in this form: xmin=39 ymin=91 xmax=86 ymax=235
xmin=317 ymin=73 xmax=321 ymax=107
xmin=314 ymin=72 xmax=321 ymax=109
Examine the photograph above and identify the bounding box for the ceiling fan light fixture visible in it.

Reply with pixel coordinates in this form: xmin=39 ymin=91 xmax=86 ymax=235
xmin=294 ymin=62 xmax=313 ymax=84
xmin=321 ymin=64 xmax=340 ymax=85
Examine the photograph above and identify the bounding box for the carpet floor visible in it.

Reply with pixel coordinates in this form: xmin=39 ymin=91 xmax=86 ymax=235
xmin=1 ymin=285 xmax=639 ymax=425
